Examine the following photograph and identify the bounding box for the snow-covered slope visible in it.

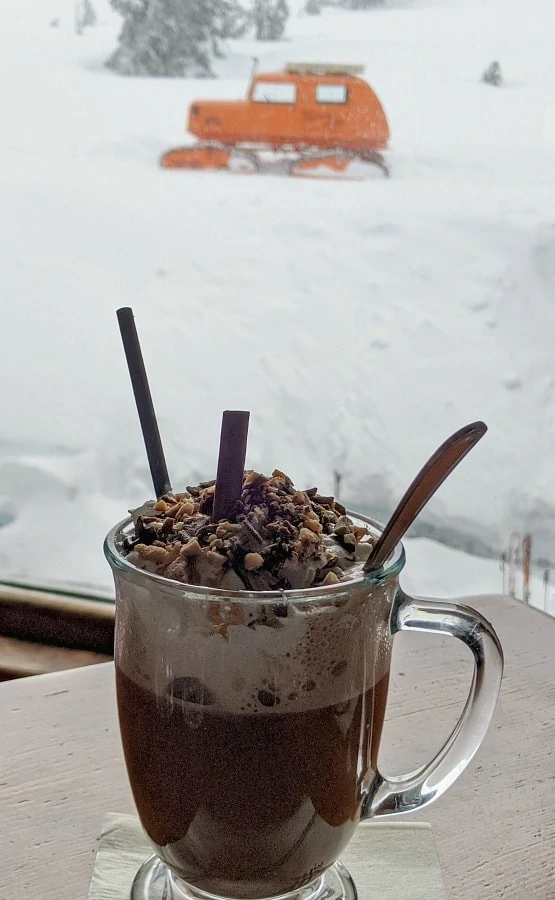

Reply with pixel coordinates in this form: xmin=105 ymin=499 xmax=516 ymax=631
xmin=0 ymin=0 xmax=554 ymax=598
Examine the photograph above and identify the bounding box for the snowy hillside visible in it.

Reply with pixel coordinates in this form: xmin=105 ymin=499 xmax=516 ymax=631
xmin=0 ymin=0 xmax=554 ymax=602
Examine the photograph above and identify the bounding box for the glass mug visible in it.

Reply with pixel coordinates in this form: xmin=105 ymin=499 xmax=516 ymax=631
xmin=105 ymin=512 xmax=503 ymax=900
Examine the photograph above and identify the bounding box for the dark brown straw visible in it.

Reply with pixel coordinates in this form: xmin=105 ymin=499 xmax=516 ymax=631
xmin=116 ymin=307 xmax=172 ymax=498
xmin=212 ymin=411 xmax=250 ymax=522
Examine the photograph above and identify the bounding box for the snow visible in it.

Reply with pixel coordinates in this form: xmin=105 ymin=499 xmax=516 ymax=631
xmin=0 ymin=0 xmax=554 ymax=614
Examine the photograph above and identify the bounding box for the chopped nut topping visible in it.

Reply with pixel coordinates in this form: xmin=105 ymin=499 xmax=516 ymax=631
xmin=244 ymin=552 xmax=264 ymax=571
xmin=180 ymin=538 xmax=202 ymax=557
xmin=304 ymin=517 xmax=323 ymax=534
xmin=206 ymin=550 xmax=226 ymax=568
xmin=124 ymin=470 xmax=376 ymax=589
xmin=322 ymin=571 xmax=340 ymax=585
xmin=299 ymin=527 xmax=320 ymax=543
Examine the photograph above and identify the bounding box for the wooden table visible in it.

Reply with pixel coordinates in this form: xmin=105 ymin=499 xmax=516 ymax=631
xmin=1 ymin=594 xmax=553 ymax=899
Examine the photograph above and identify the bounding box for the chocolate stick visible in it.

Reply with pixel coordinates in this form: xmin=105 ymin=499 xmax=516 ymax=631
xmin=212 ymin=411 xmax=250 ymax=522
xmin=116 ymin=307 xmax=172 ymax=498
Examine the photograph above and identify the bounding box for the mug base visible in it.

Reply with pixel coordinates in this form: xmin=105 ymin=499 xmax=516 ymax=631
xmin=131 ymin=855 xmax=358 ymax=900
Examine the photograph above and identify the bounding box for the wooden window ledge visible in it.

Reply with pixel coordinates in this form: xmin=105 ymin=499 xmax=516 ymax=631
xmin=0 ymin=582 xmax=114 ymax=681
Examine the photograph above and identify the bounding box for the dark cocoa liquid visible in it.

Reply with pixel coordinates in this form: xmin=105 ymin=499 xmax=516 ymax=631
xmin=116 ymin=668 xmax=389 ymax=899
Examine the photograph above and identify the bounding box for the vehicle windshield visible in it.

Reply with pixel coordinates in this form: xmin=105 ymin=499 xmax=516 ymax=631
xmin=0 ymin=0 xmax=552 ymax=618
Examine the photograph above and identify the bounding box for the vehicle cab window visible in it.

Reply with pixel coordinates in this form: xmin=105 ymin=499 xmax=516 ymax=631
xmin=315 ymin=84 xmax=348 ymax=104
xmin=252 ymin=82 xmax=297 ymax=103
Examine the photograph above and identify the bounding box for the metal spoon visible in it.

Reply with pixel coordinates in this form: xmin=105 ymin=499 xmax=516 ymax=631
xmin=363 ymin=421 xmax=487 ymax=572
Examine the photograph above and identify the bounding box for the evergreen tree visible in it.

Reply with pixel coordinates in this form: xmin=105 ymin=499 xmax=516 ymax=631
xmin=339 ymin=0 xmax=383 ymax=8
xmin=304 ymin=0 xmax=323 ymax=15
xmin=482 ymin=61 xmax=502 ymax=87
xmin=252 ymin=0 xmax=289 ymax=40
xmin=75 ymin=0 xmax=96 ymax=33
xmin=213 ymin=0 xmax=248 ymax=42
xmin=83 ymin=0 xmax=97 ymax=26
xmin=106 ymin=0 xmax=247 ymax=77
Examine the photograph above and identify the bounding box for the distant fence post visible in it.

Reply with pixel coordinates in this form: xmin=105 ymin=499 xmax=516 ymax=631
xmin=504 ymin=532 xmax=533 ymax=602
xmin=508 ymin=531 xmax=520 ymax=599
xmin=501 ymin=550 xmax=507 ymax=595
xmin=522 ymin=534 xmax=532 ymax=603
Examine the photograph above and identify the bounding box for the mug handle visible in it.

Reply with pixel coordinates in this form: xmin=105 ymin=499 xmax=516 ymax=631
xmin=362 ymin=589 xmax=504 ymax=819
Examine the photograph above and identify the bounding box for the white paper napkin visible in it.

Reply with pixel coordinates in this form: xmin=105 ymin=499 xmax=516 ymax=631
xmin=88 ymin=813 xmax=446 ymax=900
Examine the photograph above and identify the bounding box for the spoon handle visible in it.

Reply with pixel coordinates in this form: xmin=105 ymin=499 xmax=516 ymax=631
xmin=363 ymin=421 xmax=487 ymax=572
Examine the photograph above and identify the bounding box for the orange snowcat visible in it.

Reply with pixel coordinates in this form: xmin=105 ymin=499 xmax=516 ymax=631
xmin=161 ymin=63 xmax=390 ymax=178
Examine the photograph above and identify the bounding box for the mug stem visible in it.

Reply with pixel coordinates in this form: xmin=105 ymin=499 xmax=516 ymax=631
xmin=362 ymin=589 xmax=504 ymax=819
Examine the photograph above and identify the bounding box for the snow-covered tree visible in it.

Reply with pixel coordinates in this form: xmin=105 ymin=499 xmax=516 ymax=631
xmin=75 ymin=0 xmax=97 ymax=33
xmin=482 ymin=61 xmax=502 ymax=86
xmin=342 ymin=0 xmax=383 ymax=8
xmin=213 ymin=0 xmax=248 ymax=42
xmin=304 ymin=0 xmax=322 ymax=14
xmin=83 ymin=0 xmax=97 ymax=26
xmin=106 ymin=0 xmax=248 ymax=77
xmin=252 ymin=0 xmax=288 ymax=40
